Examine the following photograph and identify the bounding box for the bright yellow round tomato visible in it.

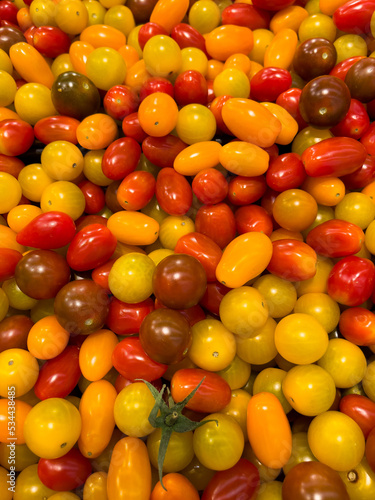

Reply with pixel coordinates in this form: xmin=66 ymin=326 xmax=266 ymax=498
xmin=219 ymin=286 xmax=269 ymax=338
xmin=0 ymin=70 xmax=17 ymax=107
xmin=213 ymin=68 xmax=250 ymax=98
xmin=40 ymin=180 xmax=86 ymax=220
xmin=293 ymin=292 xmax=340 ymax=333
xmin=83 ymin=149 xmax=112 ymax=186
xmin=0 ymin=348 xmax=39 ymax=398
xmin=193 ymin=413 xmax=244 ymax=470
xmin=29 ymin=0 xmax=57 ymax=27
xmin=147 ymin=429 xmax=194 ymax=472
xmin=180 ymin=47 xmax=208 ymax=75
xmin=14 ymin=83 xmax=57 ymax=126
xmin=143 ymin=35 xmax=181 ymax=77
xmin=299 ymin=13 xmax=337 ymax=43
xmin=108 ymin=252 xmax=155 ymax=303
xmin=188 ymin=0 xmax=221 ymax=34
xmin=114 ymin=382 xmax=155 ymax=438
xmin=41 ymin=141 xmax=84 ymax=181
xmin=138 ymin=92 xmax=179 ymax=137
xmin=55 ymin=0 xmax=89 ymax=35
xmin=282 ymin=364 xmax=336 ymax=416
xmin=253 ymin=274 xmax=297 ymax=319
xmin=335 ymin=192 xmax=375 ymax=229
xmin=216 ymin=355 xmax=251 ymax=390
xmin=274 ymin=313 xmax=329 ymax=364
xmin=23 ymin=398 xmax=82 ymax=459
xmin=159 ymin=215 xmax=195 ymax=250
xmin=13 ymin=464 xmax=57 ymax=500
xmin=334 ymin=34 xmax=367 ymax=64
xmin=317 ymin=338 xmax=367 ymax=389
xmin=296 ymin=255 xmax=334 ymax=297
xmin=236 ymin=316 xmax=278 ymax=365
xmin=0 ymin=172 xmax=22 ymax=214
xmin=308 ymin=411 xmax=365 ymax=471
xmin=86 ymin=47 xmax=127 ymax=90
xmin=176 ymin=103 xmax=216 ymax=145
xmin=104 ymin=5 xmax=135 ymax=36
xmin=79 ymin=329 xmax=118 ymax=381
xmin=219 ymin=389 xmax=251 ymax=439
xmin=188 ymin=318 xmax=236 ymax=371
xmin=83 ymin=0 xmax=106 ymax=26
xmin=17 ymin=163 xmax=54 ymax=202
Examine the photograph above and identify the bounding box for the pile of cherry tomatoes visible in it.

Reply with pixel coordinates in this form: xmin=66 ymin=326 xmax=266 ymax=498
xmin=2 ymin=0 xmax=375 ymax=498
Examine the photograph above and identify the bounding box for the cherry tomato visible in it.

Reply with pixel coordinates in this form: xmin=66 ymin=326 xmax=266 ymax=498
xmin=222 ymin=2 xmax=270 ymax=30
xmin=267 ymin=239 xmax=317 ymax=282
xmin=0 ymin=348 xmax=39 ymax=398
xmin=266 ymin=152 xmax=306 ymax=192
xmin=27 ymin=315 xmax=70 ymax=361
xmin=107 ymin=297 xmax=154 ymax=336
xmin=79 ymin=329 xmax=118 ymax=382
xmin=306 ymin=219 xmax=365 ymax=258
xmin=366 ymin=426 xmax=375 ymax=473
xmin=9 ymin=42 xmax=54 ymax=88
xmin=0 ymin=247 xmax=22 ymax=282
xmin=205 ymin=25 xmax=253 ymax=61
xmin=33 ymin=26 xmax=71 ymax=59
xmin=34 ymin=116 xmax=80 ymax=145
xmin=151 ymin=473 xmax=200 ymax=500
xmin=102 ymin=137 xmax=141 ymax=181
xmin=339 ymin=307 xmax=375 ymax=346
xmin=340 ymin=394 xmax=375 ymax=439
xmin=171 ymin=22 xmax=206 ymax=53
xmin=0 ymin=314 xmax=33 ymax=353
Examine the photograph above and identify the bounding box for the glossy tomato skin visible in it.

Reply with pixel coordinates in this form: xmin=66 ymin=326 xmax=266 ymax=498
xmin=92 ymin=259 xmax=116 ymax=293
xmin=366 ymin=426 xmax=375 ymax=473
xmin=195 ymin=203 xmax=236 ymax=250
xmin=34 ymin=116 xmax=79 ymax=145
xmin=67 ymin=224 xmax=117 ymax=272
xmin=171 ymin=368 xmax=231 ymax=413
xmin=276 ymin=88 xmax=307 ymax=130
xmin=107 ymin=297 xmax=154 ymax=335
xmin=33 ymin=345 xmax=81 ymax=400
xmin=339 ymin=394 xmax=375 ymax=439
xmin=301 ymin=137 xmax=368 ymax=177
xmin=199 ymin=281 xmax=231 ymax=316
xmin=306 ymin=219 xmax=365 ymax=258
xmin=16 ymin=211 xmax=76 ymax=249
xmin=266 ymin=152 xmax=306 ymax=192
xmin=330 ymin=56 xmax=365 ymax=81
xmin=78 ymin=180 xmax=105 ymax=215
xmin=0 ymin=314 xmax=33 ymax=353
xmin=250 ymin=67 xmax=292 ymax=102
xmin=267 ymin=239 xmax=317 ymax=281
xmin=101 ymin=137 xmax=142 ymax=180
xmin=330 ymin=99 xmax=370 ymax=140
xmin=112 ymin=336 xmax=167 ymax=382
xmin=327 ymin=256 xmax=375 ymax=306
xmin=38 ymin=447 xmax=92 ymax=491
xmin=338 ymin=307 xmax=375 ymax=346
xmin=221 ymin=3 xmax=270 ymax=30
xmin=0 ymin=248 xmax=22 ymax=282
xmin=333 ymin=0 xmax=375 ymax=35
xmin=122 ymin=112 xmax=149 ymax=143
xmin=142 ymin=134 xmax=187 ymax=168
xmin=174 ymin=70 xmax=208 ymax=107
xmin=174 ymin=232 xmax=222 ymax=282
xmin=171 ymin=23 xmax=207 ymax=52
xmin=202 ymin=458 xmax=260 ymax=500
xmin=139 ymin=77 xmax=175 ymax=102
xmin=227 ymin=175 xmax=267 ymax=206
xmin=138 ymin=22 xmax=169 ymax=50
xmin=341 ymin=155 xmax=375 ymax=189
xmin=103 ymin=85 xmax=140 ymax=121
xmin=116 ymin=170 xmax=156 ymax=211
xmin=234 ymin=205 xmax=273 ymax=236
xmin=0 ymin=119 xmax=34 ymax=156
xmin=155 ymin=167 xmax=193 ymax=216
xmin=32 ymin=26 xmax=71 ymax=58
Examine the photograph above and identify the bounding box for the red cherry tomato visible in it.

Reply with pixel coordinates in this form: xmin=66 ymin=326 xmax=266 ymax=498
xmin=339 ymin=394 xmax=375 ymax=439
xmin=107 ymin=297 xmax=155 ymax=335
xmin=209 ymin=95 xmax=233 ymax=135
xmin=251 ymin=0 xmax=296 ymax=11
xmin=0 ymin=119 xmax=34 ymax=156
xmin=78 ymin=180 xmax=105 ymax=214
xmin=199 ymin=281 xmax=231 ymax=316
xmin=33 ymin=345 xmax=81 ymax=400
xmin=0 ymin=248 xmax=22 ymax=281
xmin=122 ymin=112 xmax=149 ymax=143
xmin=250 ymin=67 xmax=292 ymax=102
xmin=38 ymin=447 xmax=92 ymax=491
xmin=195 ymin=203 xmax=236 ymax=250
xmin=171 ymin=368 xmax=232 ymax=413
xmin=202 ymin=458 xmax=260 ymax=500
xmin=276 ymin=88 xmax=307 ymax=130
xmin=0 ymin=1 xmax=18 ymax=24
xmin=234 ymin=204 xmax=273 ymax=236
xmin=330 ymin=99 xmax=370 ymax=140
xmin=339 ymin=307 xmax=375 ymax=346
xmin=34 ymin=116 xmax=80 ymax=145
xmin=117 ymin=170 xmax=156 ymax=211
xmin=327 ymin=255 xmax=375 ymax=306
xmin=103 ymin=85 xmax=140 ymax=121
xmin=33 ymin=26 xmax=71 ymax=58
xmin=306 ymin=219 xmax=365 ymax=258
xmin=91 ymin=258 xmax=116 ymax=293
xmin=142 ymin=134 xmax=187 ymax=169
xmin=0 ymin=154 xmax=24 ymax=178
xmin=16 ymin=211 xmax=76 ymax=249
xmin=267 ymin=239 xmax=317 ymax=281
xmin=139 ymin=77 xmax=175 ymax=102
xmin=227 ymin=175 xmax=267 ymax=206
xmin=174 ymin=70 xmax=208 ymax=107
xmin=366 ymin=426 xmax=375 ymax=473
xmin=360 ymin=122 xmax=375 ymax=155
xmin=341 ymin=155 xmax=375 ymax=189
xmin=102 ymin=137 xmax=142 ymax=180
xmin=221 ymin=3 xmax=270 ymax=30
xmin=155 ymin=167 xmax=193 ymax=216
xmin=266 ymin=152 xmax=306 ymax=192
xmin=112 ymin=336 xmax=167 ymax=382
xmin=66 ymin=223 xmax=117 ymax=272
xmin=138 ymin=22 xmax=169 ymax=50
xmin=330 ymin=56 xmax=366 ymax=80
xmin=192 ymin=168 xmax=228 ymax=205
xmin=333 ymin=0 xmax=375 ymax=35
xmin=171 ymin=23 xmax=207 ymax=53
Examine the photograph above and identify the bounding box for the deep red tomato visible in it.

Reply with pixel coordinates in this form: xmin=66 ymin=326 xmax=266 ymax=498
xmin=91 ymin=258 xmax=116 ymax=293
xmin=306 ymin=219 xmax=365 ymax=258
xmin=330 ymin=56 xmax=366 ymax=80
xmin=301 ymin=137 xmax=368 ymax=177
xmin=276 ymin=88 xmax=307 ymax=130
xmin=155 ymin=167 xmax=193 ymax=216
xmin=0 ymin=1 xmax=18 ymax=24
xmin=0 ymin=248 xmax=22 ymax=281
xmin=199 ymin=280 xmax=231 ymax=316
xmin=16 ymin=211 xmax=76 ymax=249
xmin=0 ymin=314 xmax=33 ymax=353
xmin=202 ymin=458 xmax=260 ymax=500
xmin=38 ymin=448 xmax=92 ymax=491
xmin=78 ymin=180 xmax=105 ymax=214
xmin=251 ymin=0 xmax=295 ymax=11
xmin=195 ymin=203 xmax=236 ymax=249
xmin=227 ymin=175 xmax=267 ymax=206
xmin=0 ymin=119 xmax=34 ymax=156
xmin=122 ymin=112 xmax=148 ymax=143
xmin=75 ymin=214 xmax=108 ymax=231
xmin=155 ymin=299 xmax=206 ymax=327
xmin=112 ymin=336 xmax=167 ymax=381
xmin=367 ymin=97 xmax=375 ymax=120
xmin=171 ymin=23 xmax=207 ymax=53
xmin=360 ymin=121 xmax=375 ymax=155
xmin=327 ymin=255 xmax=375 ymax=306
xmin=0 ymin=154 xmax=24 ymax=177
xmin=138 ymin=22 xmax=168 ymax=50
xmin=267 ymin=239 xmax=317 ymax=281
xmin=339 ymin=394 xmax=375 ymax=439
xmin=103 ymin=85 xmax=140 ymax=121
xmin=250 ymin=67 xmax=292 ymax=102
xmin=101 ymin=137 xmax=142 ymax=180
xmin=66 ymin=223 xmax=117 ymax=272
xmin=234 ymin=204 xmax=273 ymax=236
xmin=142 ymin=134 xmax=187 ymax=168
xmin=266 ymin=152 xmax=306 ymax=192
xmin=339 ymin=307 xmax=375 ymax=346
xmin=117 ymin=170 xmax=156 ymax=211
xmin=221 ymin=3 xmax=270 ymax=30
xmin=23 ymin=25 xmax=36 ymax=46
xmin=107 ymin=297 xmax=155 ymax=335
xmin=341 ymin=155 xmax=375 ymax=189
xmin=209 ymin=95 xmax=233 ymax=135
xmin=139 ymin=76 xmax=174 ymax=101
xmin=333 ymin=0 xmax=375 ymax=35
xmin=174 ymin=70 xmax=208 ymax=107
xmin=366 ymin=426 xmax=375 ymax=473
xmin=171 ymin=368 xmax=232 ymax=413
xmin=330 ymin=99 xmax=370 ymax=140
xmin=174 ymin=232 xmax=223 ymax=282
xmin=192 ymin=168 xmax=228 ymax=205
xmin=33 ymin=345 xmax=81 ymax=400
xmin=33 ymin=26 xmax=71 ymax=58
xmin=34 ymin=115 xmax=80 ymax=144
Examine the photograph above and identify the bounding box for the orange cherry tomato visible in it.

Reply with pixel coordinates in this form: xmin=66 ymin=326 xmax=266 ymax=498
xmin=219 ymin=141 xmax=269 ymax=177
xmin=76 ymin=113 xmax=118 ymax=150
xmin=0 ymin=225 xmax=25 ymax=253
xmin=302 ymin=176 xmax=346 ymax=206
xmin=80 ymin=24 xmax=126 ymax=49
xmin=78 ymin=380 xmax=117 ymax=459
xmin=150 ymin=0 xmax=190 ymax=34
xmin=79 ymin=329 xmax=119 ymax=382
xmin=216 ymin=232 xmax=273 ymax=288
xmin=247 ymin=392 xmax=292 ymax=469
xmin=27 ymin=315 xmax=70 ymax=360
xmin=9 ymin=42 xmax=54 ymax=89
xmin=0 ymin=399 xmax=31 ymax=444
xmin=138 ymin=92 xmax=179 ymax=137
xmin=222 ymin=98 xmax=282 ymax=148
xmin=0 ymin=348 xmax=39 ymax=398
xmin=69 ymin=41 xmax=95 ymax=76
xmin=270 ymin=6 xmax=309 ymax=34
xmin=107 ymin=211 xmax=159 ymax=246
xmin=205 ymin=25 xmax=254 ymax=61
xmin=261 ymin=102 xmax=299 ymax=146
xmin=151 ymin=473 xmax=200 ymax=500
xmin=7 ymin=205 xmax=42 ymax=234
xmin=174 ymin=141 xmax=222 ymax=176
xmin=264 ymin=28 xmax=298 ymax=69
xmin=107 ymin=437 xmax=152 ymax=500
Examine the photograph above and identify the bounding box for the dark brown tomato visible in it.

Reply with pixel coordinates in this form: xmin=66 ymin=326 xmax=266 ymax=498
xmin=152 ymin=254 xmax=207 ymax=310
xmin=126 ymin=0 xmax=158 ymax=24
xmin=54 ymin=280 xmax=110 ymax=336
xmin=0 ymin=315 xmax=33 ymax=353
xmin=0 ymin=26 xmax=26 ymax=53
xmin=105 ymin=180 xmax=123 ymax=213
xmin=293 ymin=38 xmax=337 ymax=82
xmin=282 ymin=461 xmax=350 ymax=500
xmin=139 ymin=308 xmax=192 ymax=364
xmin=345 ymin=57 xmax=375 ymax=103
xmin=15 ymin=249 xmax=71 ymax=300
xmin=299 ymin=75 xmax=351 ymax=128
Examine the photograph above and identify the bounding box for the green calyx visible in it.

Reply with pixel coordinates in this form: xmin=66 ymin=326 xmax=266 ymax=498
xmin=139 ymin=378 xmax=217 ymax=491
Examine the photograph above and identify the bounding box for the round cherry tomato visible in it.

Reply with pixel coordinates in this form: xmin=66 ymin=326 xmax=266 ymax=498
xmin=267 ymin=239 xmax=317 ymax=282
xmin=339 ymin=307 xmax=375 ymax=346
xmin=155 ymin=167 xmax=193 ymax=216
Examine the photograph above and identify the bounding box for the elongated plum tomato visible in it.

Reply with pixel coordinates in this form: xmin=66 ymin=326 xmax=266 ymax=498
xmin=16 ymin=211 xmax=76 ymax=249
xmin=339 ymin=307 xmax=375 ymax=346
xmin=339 ymin=394 xmax=375 ymax=438
xmin=247 ymin=392 xmax=292 ymax=469
xmin=306 ymin=219 xmax=365 ymax=258
xmin=267 ymin=239 xmax=317 ymax=282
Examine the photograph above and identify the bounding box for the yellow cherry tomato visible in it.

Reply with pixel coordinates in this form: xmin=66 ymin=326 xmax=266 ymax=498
xmin=150 ymin=0 xmax=189 ymax=34
xmin=334 ymin=34 xmax=367 ymax=64
xmin=9 ymin=42 xmax=54 ymax=88
xmin=272 ymin=188 xmax=318 ymax=232
xmin=78 ymin=380 xmax=117 ymax=458
xmin=41 ymin=140 xmax=84 ymax=181
xmin=0 ymin=70 xmax=17 ymax=107
xmin=293 ymin=292 xmax=340 ymax=333
xmin=176 ymin=103 xmax=216 ymax=145
xmin=2 ymin=278 xmax=37 ymax=310
xmin=17 ymin=163 xmax=53 ymax=203
xmin=104 ymin=6 xmax=135 ymax=37
xmin=83 ymin=471 xmax=108 ymax=500
xmin=0 ymin=349 xmax=39 ymax=398
xmin=158 ymin=215 xmax=195 ymax=250
xmin=83 ymin=0 xmax=106 ymax=26
xmin=302 ymin=176 xmax=346 ymax=206
xmin=308 ymin=411 xmax=365 ymax=471
xmin=270 ymin=6 xmax=309 ymax=33
xmin=292 ymin=126 xmax=333 ymax=156
xmin=299 ymin=13 xmax=337 ymax=43
xmin=253 ymin=367 xmax=292 ymax=414
xmin=261 ymin=102 xmax=299 ymax=145
xmin=235 ymin=317 xmax=278 ymax=366
xmin=40 ymin=181 xmax=86 ymax=221
xmin=7 ymin=204 xmax=42 ymax=234
xmin=83 ymin=149 xmax=112 ymax=186
xmin=213 ymin=68 xmax=250 ymax=98
xmin=253 ymin=274 xmax=297 ymax=319
xmin=55 ymin=0 xmax=89 ymax=35
xmin=219 ymin=141 xmax=269 ymax=177
xmin=296 ymin=255 xmax=334 ymax=297
xmin=205 ymin=25 xmax=253 ymax=62
xmin=264 ymin=28 xmax=298 ymax=69
xmin=86 ymin=47 xmax=127 ymax=90
xmin=363 ymin=360 xmax=375 ymax=402
xmin=29 ymin=0 xmax=57 ymax=27
xmin=188 ymin=0 xmax=221 ymax=34
xmin=143 ymin=35 xmax=182 ymax=77
xmin=335 ymin=192 xmax=375 ymax=229
xmin=188 ymin=318 xmax=237 ymax=371
xmin=114 ymin=382 xmax=155 ymax=438
xmin=274 ymin=313 xmax=329 ymax=364
xmin=216 ymin=357 xmax=251 ymax=391
xmin=79 ymin=329 xmax=118 ymax=381
xmin=0 ymin=172 xmax=22 ymax=214
xmin=14 ymin=83 xmax=57 ymax=126
xmin=216 ymin=232 xmax=273 ymax=288
xmin=219 ymin=388 xmax=251 ymax=438
xmin=250 ymin=29 xmax=275 ymax=66
xmin=14 ymin=464 xmax=57 ymax=500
